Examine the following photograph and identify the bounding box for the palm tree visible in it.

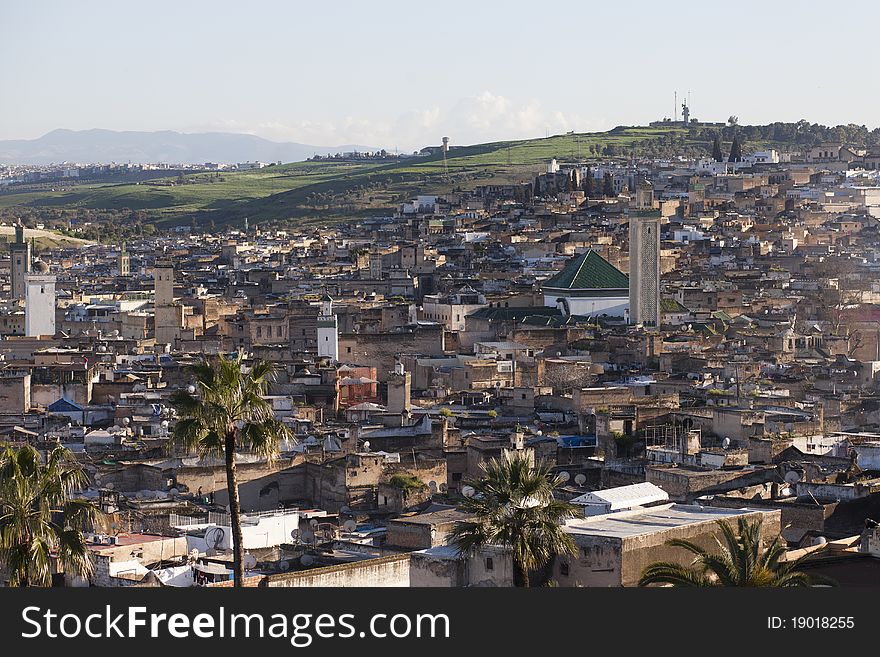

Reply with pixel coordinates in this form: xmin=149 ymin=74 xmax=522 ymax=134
xmin=639 ymin=516 xmax=835 ymax=587
xmin=0 ymin=443 xmax=98 ymax=587
xmin=170 ymin=354 xmax=292 ymax=587
xmin=449 ymin=452 xmax=577 ymax=587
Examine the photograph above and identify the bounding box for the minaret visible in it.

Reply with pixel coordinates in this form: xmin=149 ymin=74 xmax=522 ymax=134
xmin=369 ymin=246 xmax=382 ymax=280
xmin=387 ymin=361 xmax=412 ymax=414
xmin=118 ymin=242 xmax=130 ymax=277
xmin=317 ymin=295 xmax=338 ymax=361
xmin=154 ymin=259 xmax=183 ymax=345
xmin=9 ymin=221 xmax=31 ymax=300
xmin=628 ymin=211 xmax=661 ymax=327
xmin=25 ymin=260 xmax=55 ymax=337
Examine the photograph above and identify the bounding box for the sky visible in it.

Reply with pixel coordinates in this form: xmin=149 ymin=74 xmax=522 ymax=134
xmin=1 ymin=0 xmax=879 ymax=151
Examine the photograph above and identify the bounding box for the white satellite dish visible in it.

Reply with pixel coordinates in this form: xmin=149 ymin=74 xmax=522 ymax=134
xmin=462 ymin=485 xmax=476 ymax=498
xmin=301 ymin=554 xmax=314 ymax=567
xmin=558 ymin=471 xmax=571 ymax=483
xmin=428 ymin=481 xmax=438 ymax=493
xmin=290 ymin=529 xmax=301 ymax=542
xmin=243 ymin=553 xmax=257 ymax=570
xmin=784 ymin=470 xmax=801 ymax=485
xmin=343 ymin=519 xmax=357 ymax=532
xmin=189 ymin=548 xmax=200 ymax=561
xmin=813 ymin=536 xmax=827 ymax=546
xmin=363 ymin=441 xmax=371 ymax=452
xmin=105 ymin=482 xmax=114 ymax=490
xmin=574 ymin=474 xmax=587 ymax=486
xmin=721 ymin=437 xmax=731 ymax=449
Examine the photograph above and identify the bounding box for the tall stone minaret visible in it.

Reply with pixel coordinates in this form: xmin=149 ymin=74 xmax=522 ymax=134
xmin=628 ymin=211 xmax=661 ymax=328
xmin=9 ymin=221 xmax=31 ymax=301
xmin=317 ymin=295 xmax=338 ymax=362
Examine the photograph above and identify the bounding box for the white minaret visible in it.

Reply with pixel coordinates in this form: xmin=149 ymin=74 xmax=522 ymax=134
xmin=25 ymin=260 xmax=56 ymax=337
xmin=317 ymin=295 xmax=338 ymax=361
xmin=628 ymin=211 xmax=661 ymax=328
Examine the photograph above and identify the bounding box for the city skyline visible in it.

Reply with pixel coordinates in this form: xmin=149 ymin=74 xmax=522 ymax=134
xmin=2 ymin=0 xmax=879 ymax=150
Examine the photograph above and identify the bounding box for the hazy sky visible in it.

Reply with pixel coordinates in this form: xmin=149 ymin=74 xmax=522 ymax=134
xmin=2 ymin=0 xmax=878 ymax=150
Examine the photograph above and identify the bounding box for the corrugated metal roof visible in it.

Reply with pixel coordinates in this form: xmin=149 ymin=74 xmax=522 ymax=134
xmin=570 ymin=482 xmax=668 ymax=510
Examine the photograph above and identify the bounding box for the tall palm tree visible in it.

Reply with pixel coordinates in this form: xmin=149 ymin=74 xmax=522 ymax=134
xmin=449 ymin=452 xmax=577 ymax=587
xmin=0 ymin=443 xmax=97 ymax=587
xmin=170 ymin=354 xmax=292 ymax=587
xmin=639 ymin=516 xmax=835 ymax=587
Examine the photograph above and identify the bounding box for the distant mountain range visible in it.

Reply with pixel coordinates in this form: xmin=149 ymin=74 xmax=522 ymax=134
xmin=0 ymin=129 xmax=376 ymax=165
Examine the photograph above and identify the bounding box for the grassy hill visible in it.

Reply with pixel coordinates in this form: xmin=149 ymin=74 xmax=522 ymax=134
xmin=0 ymin=124 xmax=774 ymax=231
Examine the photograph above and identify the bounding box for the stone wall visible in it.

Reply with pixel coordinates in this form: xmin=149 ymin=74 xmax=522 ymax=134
xmin=265 ymin=554 xmax=410 ymax=587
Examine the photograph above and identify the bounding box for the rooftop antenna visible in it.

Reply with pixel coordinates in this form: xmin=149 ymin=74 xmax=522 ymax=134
xmin=674 ymin=91 xmax=678 ymax=122
xmin=441 ymin=136 xmax=450 ymax=180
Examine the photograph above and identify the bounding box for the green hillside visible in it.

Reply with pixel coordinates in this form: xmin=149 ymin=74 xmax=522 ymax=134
xmin=0 ymin=124 xmax=791 ymax=232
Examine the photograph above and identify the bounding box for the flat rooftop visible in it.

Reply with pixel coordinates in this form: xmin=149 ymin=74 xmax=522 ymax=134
xmin=563 ymin=503 xmax=767 ymax=539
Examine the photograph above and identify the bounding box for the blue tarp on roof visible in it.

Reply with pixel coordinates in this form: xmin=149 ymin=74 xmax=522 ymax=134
xmin=48 ymin=398 xmax=83 ymax=412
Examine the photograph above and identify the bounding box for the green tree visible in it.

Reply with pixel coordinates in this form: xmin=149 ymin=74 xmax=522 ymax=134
xmin=582 ymin=167 xmax=594 ymax=195
xmin=170 ymin=354 xmax=292 ymax=587
xmin=639 ymin=516 xmax=835 ymax=587
xmin=602 ymin=172 xmax=615 ymax=197
xmin=449 ymin=452 xmax=577 ymax=587
xmin=0 ymin=443 xmax=98 ymax=587
xmin=712 ymin=134 xmax=724 ymax=162
xmin=728 ymin=134 xmax=743 ymax=162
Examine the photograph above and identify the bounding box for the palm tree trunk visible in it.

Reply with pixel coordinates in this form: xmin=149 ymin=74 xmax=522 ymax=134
xmin=225 ymin=429 xmax=245 ymax=588
xmin=517 ymin=560 xmax=530 ymax=588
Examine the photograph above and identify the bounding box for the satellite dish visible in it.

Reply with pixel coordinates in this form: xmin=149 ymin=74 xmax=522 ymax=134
xmin=574 ymin=474 xmax=587 ymax=486
xmin=278 ymin=560 xmax=290 ymax=572
xmin=813 ymin=536 xmax=827 ymax=546
xmin=363 ymin=441 xmax=371 ymax=452
xmin=340 ymin=505 xmax=351 ymax=515
xmin=205 ymin=527 xmax=225 ymax=549
xmin=301 ymin=554 xmax=314 ymax=567
xmin=290 ymin=529 xmax=302 ymax=542
xmin=721 ymin=437 xmax=731 ymax=449
xmin=784 ymin=470 xmax=801 ymax=485
xmin=428 ymin=481 xmax=438 ymax=493
xmin=309 ymin=518 xmax=319 ymax=528
xmin=558 ymin=471 xmax=571 ymax=483
xmin=302 ymin=530 xmax=315 ymax=543
xmin=105 ymin=482 xmax=114 ymax=490
xmin=169 ymin=488 xmax=179 ymax=496
xmin=462 ymin=485 xmax=476 ymax=498
xmin=343 ymin=519 xmax=357 ymax=532
xmin=122 ymin=417 xmax=130 ymax=426
xmin=243 ymin=553 xmax=257 ymax=570
xmin=189 ymin=548 xmax=200 ymax=561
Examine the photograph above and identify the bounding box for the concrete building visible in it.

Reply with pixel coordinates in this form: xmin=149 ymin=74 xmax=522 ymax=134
xmin=554 ymin=505 xmax=781 ymax=587
xmin=628 ymin=210 xmax=661 ymax=327
xmin=25 ymin=260 xmax=55 ymax=337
